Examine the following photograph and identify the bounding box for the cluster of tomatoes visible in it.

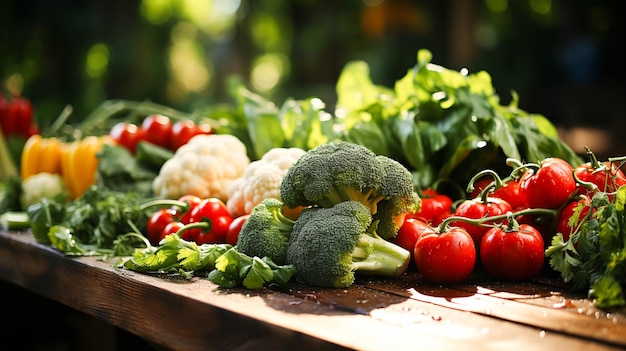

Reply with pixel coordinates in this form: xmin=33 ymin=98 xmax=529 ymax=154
xmin=109 ymin=114 xmax=213 ymax=154
xmin=146 ymin=195 xmax=249 ymax=247
xmin=394 ymin=155 xmax=626 ymax=284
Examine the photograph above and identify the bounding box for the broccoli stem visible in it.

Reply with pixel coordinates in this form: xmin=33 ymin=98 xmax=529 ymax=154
xmin=317 ymin=186 xmax=385 ymax=215
xmin=350 ymin=231 xmax=410 ymax=277
xmin=271 ymin=210 xmax=295 ymax=236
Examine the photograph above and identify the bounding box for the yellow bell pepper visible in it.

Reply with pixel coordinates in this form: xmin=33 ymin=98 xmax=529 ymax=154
xmin=20 ymin=134 xmax=63 ymax=180
xmin=61 ymin=135 xmax=112 ymax=199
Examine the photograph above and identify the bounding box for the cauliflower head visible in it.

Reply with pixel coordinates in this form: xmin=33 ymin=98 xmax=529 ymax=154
xmin=20 ymin=172 xmax=69 ymax=209
xmin=152 ymin=134 xmax=250 ymax=201
xmin=227 ymin=147 xmax=305 ymax=217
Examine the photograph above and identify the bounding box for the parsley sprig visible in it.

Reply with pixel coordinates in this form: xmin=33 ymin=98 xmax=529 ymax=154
xmin=546 ymin=186 xmax=626 ymax=309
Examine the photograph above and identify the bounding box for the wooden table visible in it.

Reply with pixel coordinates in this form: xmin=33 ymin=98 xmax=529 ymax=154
xmin=1 ymin=229 xmax=625 ymax=351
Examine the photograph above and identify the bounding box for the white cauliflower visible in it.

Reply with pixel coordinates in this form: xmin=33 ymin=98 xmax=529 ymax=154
xmin=152 ymin=134 xmax=250 ymax=201
xmin=226 ymin=147 xmax=306 ymax=217
xmin=20 ymin=172 xmax=69 ymax=209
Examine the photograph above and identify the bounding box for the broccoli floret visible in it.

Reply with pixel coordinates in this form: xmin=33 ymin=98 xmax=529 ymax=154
xmin=373 ymin=155 xmax=421 ymax=239
xmin=280 ymin=141 xmax=386 ymax=214
xmin=285 ymin=201 xmax=411 ymax=288
xmin=235 ymin=198 xmax=295 ymax=265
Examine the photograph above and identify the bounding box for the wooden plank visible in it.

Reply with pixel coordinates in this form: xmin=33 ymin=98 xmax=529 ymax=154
xmin=362 ymin=273 xmax=626 ymax=348
xmin=1 ymin=230 xmax=626 ymax=351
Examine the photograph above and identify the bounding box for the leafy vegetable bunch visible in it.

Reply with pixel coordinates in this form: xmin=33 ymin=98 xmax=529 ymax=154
xmin=546 ymin=179 xmax=626 ymax=310
xmin=213 ymin=49 xmax=581 ymax=191
xmin=26 ymin=186 xmax=152 ymax=256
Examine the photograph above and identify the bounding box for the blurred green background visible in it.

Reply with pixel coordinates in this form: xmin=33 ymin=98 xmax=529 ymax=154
xmin=1 ymin=0 xmax=625 ymax=154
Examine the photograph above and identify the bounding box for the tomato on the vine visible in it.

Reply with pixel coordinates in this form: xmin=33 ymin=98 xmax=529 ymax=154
xmin=141 ymin=114 xmax=173 ymax=149
xmin=392 ymin=217 xmax=432 ymax=259
xmin=574 ymin=160 xmax=626 ymax=201
xmin=182 ymin=198 xmax=233 ymax=244
xmin=480 ymin=223 xmax=545 ymax=281
xmin=519 ymin=157 xmax=576 ymax=209
xmin=451 ymin=196 xmax=512 ymax=246
xmin=162 ymin=221 xmax=185 ymax=240
xmin=175 ymin=195 xmax=203 ymax=224
xmin=225 ymin=214 xmax=250 ymax=246
xmin=170 ymin=119 xmax=213 ymax=150
xmin=470 ymin=176 xmax=527 ymax=210
xmin=414 ymin=226 xmax=476 ymax=283
xmin=146 ymin=208 xmax=178 ymax=245
xmin=555 ymin=196 xmax=592 ymax=242
xmin=109 ymin=122 xmax=145 ymax=154
xmin=411 ymin=188 xmax=453 ymax=224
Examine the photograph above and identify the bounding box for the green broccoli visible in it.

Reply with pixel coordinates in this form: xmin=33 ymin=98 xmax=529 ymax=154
xmin=285 ymin=200 xmax=411 ymax=288
xmin=373 ymin=155 xmax=421 ymax=239
xmin=280 ymin=141 xmax=386 ymax=214
xmin=235 ymin=198 xmax=295 ymax=265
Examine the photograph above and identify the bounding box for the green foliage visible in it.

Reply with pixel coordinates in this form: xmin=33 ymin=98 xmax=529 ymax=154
xmin=123 ymin=234 xmax=296 ymax=290
xmin=546 ymin=186 xmax=626 ymax=309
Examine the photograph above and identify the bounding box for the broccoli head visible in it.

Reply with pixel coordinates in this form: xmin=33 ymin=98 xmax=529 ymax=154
xmin=285 ymin=200 xmax=411 ymax=288
xmin=235 ymin=198 xmax=295 ymax=265
xmin=373 ymin=155 xmax=421 ymax=239
xmin=280 ymin=141 xmax=386 ymax=214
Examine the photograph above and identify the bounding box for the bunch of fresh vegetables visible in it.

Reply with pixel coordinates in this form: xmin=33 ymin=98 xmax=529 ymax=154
xmin=123 ymin=141 xmax=418 ymax=289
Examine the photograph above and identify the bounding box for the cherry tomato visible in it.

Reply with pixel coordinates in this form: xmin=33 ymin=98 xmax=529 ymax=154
xmin=170 ymin=119 xmax=213 ymax=150
xmin=414 ymin=226 xmax=476 ymax=283
xmin=225 ymin=214 xmax=250 ymax=246
xmin=146 ymin=208 xmax=178 ymax=245
xmin=392 ymin=217 xmax=431 ymax=260
xmin=161 ymin=221 xmax=185 ymax=242
xmin=451 ymin=197 xmax=512 ymax=247
xmin=174 ymin=195 xmax=203 ymax=224
xmin=183 ymin=198 xmax=233 ymax=244
xmin=480 ymin=223 xmax=545 ymax=281
xmin=140 ymin=114 xmax=173 ymax=149
xmin=109 ymin=122 xmax=145 ymax=154
xmin=519 ymin=157 xmax=576 ymax=209
xmin=411 ymin=188 xmax=453 ymax=224
xmin=469 ymin=176 xmax=528 ymax=210
xmin=574 ymin=161 xmax=626 ymax=201
xmin=555 ymin=196 xmax=592 ymax=242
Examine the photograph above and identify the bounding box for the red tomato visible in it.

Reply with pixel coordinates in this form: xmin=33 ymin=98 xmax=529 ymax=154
xmin=146 ymin=208 xmax=178 ymax=245
xmin=574 ymin=161 xmax=626 ymax=201
xmin=414 ymin=226 xmax=476 ymax=283
xmin=225 ymin=214 xmax=250 ymax=246
xmin=555 ymin=197 xmax=592 ymax=242
xmin=183 ymin=198 xmax=233 ymax=244
xmin=170 ymin=120 xmax=213 ymax=150
xmin=392 ymin=217 xmax=432 ymax=259
xmin=480 ymin=224 xmax=545 ymax=281
xmin=141 ymin=114 xmax=173 ymax=148
xmin=451 ymin=197 xmax=512 ymax=247
xmin=411 ymin=188 xmax=453 ymax=224
xmin=469 ymin=176 xmax=528 ymax=210
xmin=2 ymin=95 xmax=34 ymax=138
xmin=109 ymin=122 xmax=145 ymax=154
xmin=174 ymin=195 xmax=203 ymax=224
xmin=519 ymin=157 xmax=576 ymax=209
xmin=161 ymin=221 xmax=185 ymax=242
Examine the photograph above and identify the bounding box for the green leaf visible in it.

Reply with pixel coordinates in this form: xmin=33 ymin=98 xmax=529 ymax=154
xmin=590 ymin=275 xmax=625 ymax=309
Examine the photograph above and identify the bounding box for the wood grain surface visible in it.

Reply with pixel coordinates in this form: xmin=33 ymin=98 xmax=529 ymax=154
xmin=1 ymin=230 xmax=624 ymax=351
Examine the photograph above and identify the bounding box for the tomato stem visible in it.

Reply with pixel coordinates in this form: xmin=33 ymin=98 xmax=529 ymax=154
xmin=139 ymin=198 xmax=189 ymax=212
xmin=438 ymin=207 xmax=557 ymax=233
